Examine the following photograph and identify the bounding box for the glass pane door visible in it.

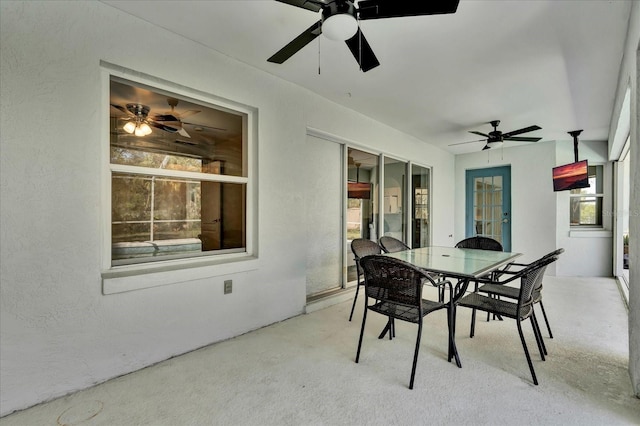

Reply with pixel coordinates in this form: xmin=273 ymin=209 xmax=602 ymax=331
xmin=383 ymin=156 xmax=406 ymax=243
xmin=346 ymin=148 xmax=379 ymax=282
xmin=411 ymin=164 xmax=430 ymax=248
xmin=465 ymin=166 xmax=511 ymax=251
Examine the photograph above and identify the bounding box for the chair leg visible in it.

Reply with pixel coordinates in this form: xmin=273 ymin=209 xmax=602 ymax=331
xmin=517 ymin=320 xmax=538 ymax=385
xmin=355 ymin=303 xmax=369 ymax=363
xmin=409 ymin=321 xmax=424 ymax=389
xmin=538 ymin=301 xmax=553 ymax=338
xmin=530 ymin=313 xmax=546 ymax=360
xmin=470 ymin=308 xmax=476 ymax=338
xmin=448 ymin=305 xmax=462 ymax=368
xmin=470 ymin=281 xmax=478 ymax=337
xmin=349 ymin=281 xmax=361 ymax=321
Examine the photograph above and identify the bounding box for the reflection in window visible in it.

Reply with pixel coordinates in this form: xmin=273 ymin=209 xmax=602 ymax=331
xmin=383 ymin=156 xmax=406 ymax=242
xmin=570 ymin=165 xmax=603 ymax=226
xmin=412 ymin=164 xmax=430 ymax=248
xmin=109 ymin=77 xmax=247 ymax=265
xmin=347 ymin=149 xmax=378 ymax=241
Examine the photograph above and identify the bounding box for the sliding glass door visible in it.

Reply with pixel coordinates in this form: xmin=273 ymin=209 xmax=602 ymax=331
xmin=382 ymin=156 xmax=406 ymax=241
xmin=411 ymin=164 xmax=430 ymax=248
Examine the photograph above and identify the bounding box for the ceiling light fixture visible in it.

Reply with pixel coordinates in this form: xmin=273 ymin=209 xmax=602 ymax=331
xmin=486 ymin=139 xmax=502 ymax=149
xmin=122 ymin=103 xmax=153 ymax=137
xmin=321 ymin=2 xmax=357 ymax=41
xmin=322 ymin=14 xmax=357 ymax=41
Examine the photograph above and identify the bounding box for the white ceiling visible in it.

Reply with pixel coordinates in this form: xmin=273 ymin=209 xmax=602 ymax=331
xmin=101 ymin=0 xmax=632 ymax=154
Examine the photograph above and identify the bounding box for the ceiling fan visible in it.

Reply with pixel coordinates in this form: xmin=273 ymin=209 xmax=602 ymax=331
xmin=450 ymin=120 xmax=542 ymax=150
xmin=268 ymin=0 xmax=460 ymax=72
xmin=152 ymin=98 xmax=201 ymax=138
xmin=110 ymin=102 xmax=183 ymax=137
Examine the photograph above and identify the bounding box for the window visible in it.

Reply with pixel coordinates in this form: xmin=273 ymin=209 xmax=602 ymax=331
xmin=108 ymin=76 xmax=249 ymax=266
xmin=570 ymin=165 xmax=603 ymax=226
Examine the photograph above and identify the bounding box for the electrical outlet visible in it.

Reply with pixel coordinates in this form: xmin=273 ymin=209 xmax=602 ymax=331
xmin=224 ymin=280 xmax=232 ymax=294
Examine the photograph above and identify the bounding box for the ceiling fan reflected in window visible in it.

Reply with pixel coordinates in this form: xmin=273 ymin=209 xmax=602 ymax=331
xmin=268 ymin=0 xmax=460 ymax=72
xmin=449 ymin=120 xmax=543 ymax=151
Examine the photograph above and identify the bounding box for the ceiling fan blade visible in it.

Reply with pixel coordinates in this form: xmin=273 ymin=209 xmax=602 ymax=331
xmin=502 ymin=125 xmax=541 ymax=138
xmin=344 ymin=28 xmax=380 ymax=72
xmin=149 ymin=121 xmax=179 ymax=133
xmin=469 ymin=131 xmax=490 ymax=138
xmin=482 ymin=144 xmax=491 ymax=150
xmin=504 ymin=136 xmax=542 ymax=142
xmin=357 ymin=0 xmax=460 ymax=20
xmin=110 ymin=103 xmax=131 ymax=116
xmin=182 ymin=122 xmax=228 ymax=131
xmin=448 ymin=138 xmax=485 ymax=146
xmin=153 ymin=114 xmax=180 ymax=122
xmin=177 ymin=128 xmax=191 ymax=138
xmin=275 ymin=0 xmax=323 ymax=13
xmin=179 ymin=110 xmax=200 ymax=119
xmin=268 ymin=20 xmax=322 ymax=64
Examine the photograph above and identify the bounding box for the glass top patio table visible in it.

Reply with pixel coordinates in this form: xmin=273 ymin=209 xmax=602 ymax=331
xmin=382 ymin=246 xmax=522 ymax=368
xmin=383 ymin=246 xmax=522 ymax=280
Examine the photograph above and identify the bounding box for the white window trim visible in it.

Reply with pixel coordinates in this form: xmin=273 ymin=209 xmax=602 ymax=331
xmin=100 ymin=61 xmax=258 ymax=294
xmin=569 ymin=162 xmax=606 ymax=230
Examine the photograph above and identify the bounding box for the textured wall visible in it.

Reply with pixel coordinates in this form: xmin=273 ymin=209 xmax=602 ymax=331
xmin=0 ymin=1 xmax=455 ymax=415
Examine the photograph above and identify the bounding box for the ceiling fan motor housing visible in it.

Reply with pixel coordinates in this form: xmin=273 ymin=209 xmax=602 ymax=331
xmin=126 ymin=103 xmax=150 ymax=119
xmin=322 ymin=1 xmax=357 ymax=41
xmin=322 ymin=1 xmax=356 ymax=20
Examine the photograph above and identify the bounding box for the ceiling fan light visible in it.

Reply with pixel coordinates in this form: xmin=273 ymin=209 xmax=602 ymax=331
xmin=141 ymin=123 xmax=152 ymax=136
xmin=486 ymin=140 xmax=502 ymax=149
xmin=322 ymin=14 xmax=357 ymax=41
xmin=123 ymin=121 xmax=136 ymax=134
xmin=134 ymin=122 xmax=152 ymax=137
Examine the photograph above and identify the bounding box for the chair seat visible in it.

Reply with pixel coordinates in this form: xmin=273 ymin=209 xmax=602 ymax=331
xmin=479 ymin=283 xmax=543 ymax=303
xmin=369 ymin=299 xmax=446 ymax=323
xmin=478 ymin=283 xmax=519 ymax=298
xmin=458 ymin=292 xmax=532 ymax=320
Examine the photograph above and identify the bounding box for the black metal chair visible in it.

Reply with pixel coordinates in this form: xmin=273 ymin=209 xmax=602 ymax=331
xmin=478 ymin=248 xmax=564 ymax=342
xmin=349 ymin=239 xmax=382 ymax=321
xmin=379 ymin=236 xmax=410 ymax=253
xmin=455 ymin=235 xmax=504 ymax=251
xmin=454 ymin=236 xmax=503 ymax=317
xmin=456 ymin=255 xmax=558 ymax=385
xmin=355 ymin=255 xmax=453 ymax=389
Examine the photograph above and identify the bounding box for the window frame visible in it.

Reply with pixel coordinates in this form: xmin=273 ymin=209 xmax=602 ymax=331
xmin=100 ymin=63 xmax=258 ymax=294
xmin=569 ymin=163 xmax=605 ymax=228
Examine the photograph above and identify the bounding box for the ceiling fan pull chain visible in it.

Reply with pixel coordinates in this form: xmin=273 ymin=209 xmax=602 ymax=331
xmin=318 ymin=36 xmax=321 ymax=75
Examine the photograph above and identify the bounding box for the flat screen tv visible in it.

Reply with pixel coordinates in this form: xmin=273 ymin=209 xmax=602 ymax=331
xmin=348 ymin=182 xmax=372 ymax=199
xmin=552 ymin=159 xmax=590 ymax=192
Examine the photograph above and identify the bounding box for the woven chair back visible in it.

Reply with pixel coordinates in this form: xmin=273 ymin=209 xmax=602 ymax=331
xmin=359 ymin=255 xmax=426 ymax=311
xmin=455 ymin=236 xmax=503 ymax=251
xmin=351 ymin=239 xmax=382 ymax=260
xmin=379 ymin=236 xmax=410 ymax=253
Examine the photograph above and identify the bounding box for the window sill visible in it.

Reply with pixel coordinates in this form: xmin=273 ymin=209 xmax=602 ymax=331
xmin=568 ymin=229 xmax=612 ymax=238
xmin=102 ymin=254 xmax=259 ymax=294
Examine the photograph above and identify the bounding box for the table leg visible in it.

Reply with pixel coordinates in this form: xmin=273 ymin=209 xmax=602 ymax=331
xmin=378 ymin=318 xmax=392 ymax=339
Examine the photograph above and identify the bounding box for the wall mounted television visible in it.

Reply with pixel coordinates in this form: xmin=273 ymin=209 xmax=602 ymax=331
xmin=348 ymin=182 xmax=372 ymax=199
xmin=552 ymin=159 xmax=590 ymax=192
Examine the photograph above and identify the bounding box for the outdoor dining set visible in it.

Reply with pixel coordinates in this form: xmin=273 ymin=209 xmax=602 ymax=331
xmin=349 ymin=235 xmax=563 ymax=389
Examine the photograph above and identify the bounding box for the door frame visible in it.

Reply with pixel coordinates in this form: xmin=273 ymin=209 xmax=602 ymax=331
xmin=465 ymin=166 xmax=512 ymax=251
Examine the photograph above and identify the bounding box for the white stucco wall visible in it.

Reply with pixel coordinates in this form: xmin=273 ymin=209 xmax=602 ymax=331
xmin=554 ymin=139 xmax=613 ymax=277
xmin=455 ymin=141 xmax=559 ymax=272
xmin=0 ymin=1 xmax=456 ymax=415
xmin=455 ymin=138 xmax=614 ymax=277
